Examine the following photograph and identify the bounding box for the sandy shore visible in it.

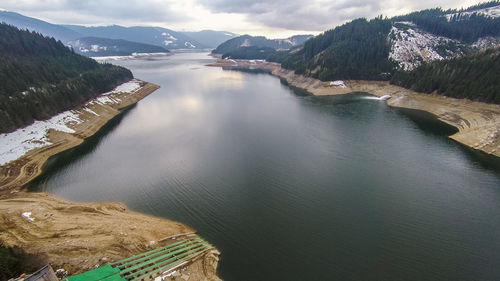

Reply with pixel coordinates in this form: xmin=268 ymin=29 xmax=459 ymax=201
xmin=0 ymin=81 xmax=222 ymax=280
xmin=209 ymin=59 xmax=500 ymax=157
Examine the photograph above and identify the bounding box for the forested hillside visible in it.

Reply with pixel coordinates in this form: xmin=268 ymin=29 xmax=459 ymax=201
xmin=68 ymin=37 xmax=169 ymax=56
xmin=254 ymin=1 xmax=500 ymax=85
xmin=221 ymin=46 xmax=277 ymax=59
xmin=0 ymin=23 xmax=133 ymax=133
xmin=391 ymin=48 xmax=500 ymax=104
xmin=63 ymin=25 xmax=205 ymax=49
xmin=280 ymin=17 xmax=395 ymax=81
xmin=212 ymin=34 xmax=312 ymax=54
xmin=393 ymin=3 xmax=500 ymax=43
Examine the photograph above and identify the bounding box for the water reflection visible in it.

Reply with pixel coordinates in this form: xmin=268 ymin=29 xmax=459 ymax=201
xmin=30 ymin=53 xmax=500 ymax=281
xmin=27 ymin=105 xmax=134 ymax=190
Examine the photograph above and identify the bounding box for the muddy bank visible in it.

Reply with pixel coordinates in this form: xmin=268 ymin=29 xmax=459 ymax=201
xmin=0 ymin=81 xmax=158 ymax=192
xmin=0 ymin=81 xmax=222 ymax=281
xmin=209 ymin=59 xmax=500 ymax=157
xmin=0 ymin=192 xmax=221 ymax=280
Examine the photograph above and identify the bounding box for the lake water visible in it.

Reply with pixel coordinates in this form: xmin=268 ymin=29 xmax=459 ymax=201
xmin=30 ymin=52 xmax=500 ymax=281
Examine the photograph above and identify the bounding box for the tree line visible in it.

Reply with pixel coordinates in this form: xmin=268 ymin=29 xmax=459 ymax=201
xmin=391 ymin=48 xmax=500 ymax=104
xmin=279 ymin=17 xmax=395 ymax=81
xmin=0 ymin=23 xmax=133 ymax=133
xmin=393 ymin=8 xmax=500 ymax=43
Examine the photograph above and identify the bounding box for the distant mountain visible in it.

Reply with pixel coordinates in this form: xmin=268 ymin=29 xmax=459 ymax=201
xmin=0 ymin=10 xmax=234 ymax=50
xmin=0 ymin=10 xmax=81 ymax=42
xmin=68 ymin=37 xmax=169 ymax=57
xmin=63 ymin=25 xmax=206 ymax=49
xmin=180 ymin=30 xmax=238 ymax=48
xmin=212 ymin=34 xmax=313 ymax=54
xmin=0 ymin=23 xmax=132 ymax=133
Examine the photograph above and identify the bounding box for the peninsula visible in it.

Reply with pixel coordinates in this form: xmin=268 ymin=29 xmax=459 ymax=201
xmin=0 ymin=80 xmax=222 ymax=280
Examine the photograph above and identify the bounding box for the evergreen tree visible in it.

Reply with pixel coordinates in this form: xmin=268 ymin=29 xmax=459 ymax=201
xmin=0 ymin=23 xmax=133 ymax=133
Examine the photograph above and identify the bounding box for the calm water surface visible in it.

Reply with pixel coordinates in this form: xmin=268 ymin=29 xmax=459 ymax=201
xmin=30 ymin=53 xmax=500 ymax=281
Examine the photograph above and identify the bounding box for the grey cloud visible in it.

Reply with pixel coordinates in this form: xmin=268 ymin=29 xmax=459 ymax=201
xmin=0 ymin=0 xmax=475 ymax=33
xmin=198 ymin=0 xmax=473 ymax=31
xmin=198 ymin=0 xmax=386 ymax=30
xmin=0 ymin=0 xmax=190 ymax=25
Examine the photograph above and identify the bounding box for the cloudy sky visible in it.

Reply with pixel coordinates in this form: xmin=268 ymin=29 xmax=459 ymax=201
xmin=1 ymin=0 xmax=480 ymax=38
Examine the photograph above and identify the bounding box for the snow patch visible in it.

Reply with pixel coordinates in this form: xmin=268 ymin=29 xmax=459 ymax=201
xmin=0 ymin=80 xmax=142 ymax=166
xmin=240 ymin=39 xmax=251 ymax=47
xmin=0 ymin=110 xmax=81 ymax=165
xmin=22 ymin=212 xmax=35 ymax=222
xmin=91 ymin=53 xmax=168 ymax=61
xmin=388 ymin=24 xmax=463 ymax=71
xmin=472 ymin=36 xmax=500 ymax=50
xmin=184 ymin=41 xmax=195 ymax=48
xmin=83 ymin=108 xmax=99 ymax=116
xmin=445 ymin=4 xmax=500 ymax=20
xmin=329 ymin=80 xmax=346 ymax=88
xmin=106 ymin=80 xmax=141 ymax=94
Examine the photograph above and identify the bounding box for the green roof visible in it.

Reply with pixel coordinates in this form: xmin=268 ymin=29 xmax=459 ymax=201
xmin=64 ymin=235 xmax=213 ymax=281
xmin=64 ymin=265 xmax=122 ymax=281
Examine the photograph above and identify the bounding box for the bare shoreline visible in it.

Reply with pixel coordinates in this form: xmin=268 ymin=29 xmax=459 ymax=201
xmin=0 ymin=80 xmax=159 ymax=191
xmin=0 ymin=80 xmax=222 ymax=280
xmin=209 ymin=59 xmax=500 ymax=158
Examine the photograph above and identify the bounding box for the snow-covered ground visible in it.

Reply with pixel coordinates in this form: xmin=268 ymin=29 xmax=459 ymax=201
xmin=473 ymin=36 xmax=500 ymax=50
xmin=445 ymin=4 xmax=500 ymax=20
xmin=91 ymin=52 xmax=169 ymax=61
xmin=388 ymin=24 xmax=463 ymax=71
xmin=329 ymin=80 xmax=346 ymax=88
xmin=0 ymin=79 xmax=142 ymax=166
xmin=184 ymin=42 xmax=196 ymax=48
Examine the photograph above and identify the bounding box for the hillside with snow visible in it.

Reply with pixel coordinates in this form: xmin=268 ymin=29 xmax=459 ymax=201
xmin=0 ymin=10 xmax=236 ymax=50
xmin=445 ymin=4 xmax=500 ymax=20
xmin=63 ymin=25 xmax=204 ymax=49
xmin=388 ymin=22 xmax=468 ymax=71
xmin=387 ymin=3 xmax=500 ymax=70
xmin=68 ymin=37 xmax=169 ymax=57
xmin=275 ymin=2 xmax=500 ymax=82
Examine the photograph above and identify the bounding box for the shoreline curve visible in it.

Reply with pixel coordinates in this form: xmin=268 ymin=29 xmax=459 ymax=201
xmin=209 ymin=59 xmax=500 ymax=158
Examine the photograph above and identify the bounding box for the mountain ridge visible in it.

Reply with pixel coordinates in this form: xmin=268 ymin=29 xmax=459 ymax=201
xmin=0 ymin=10 xmax=238 ymax=54
xmin=68 ymin=36 xmax=169 ymax=57
xmin=270 ymin=2 xmax=500 ymax=81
